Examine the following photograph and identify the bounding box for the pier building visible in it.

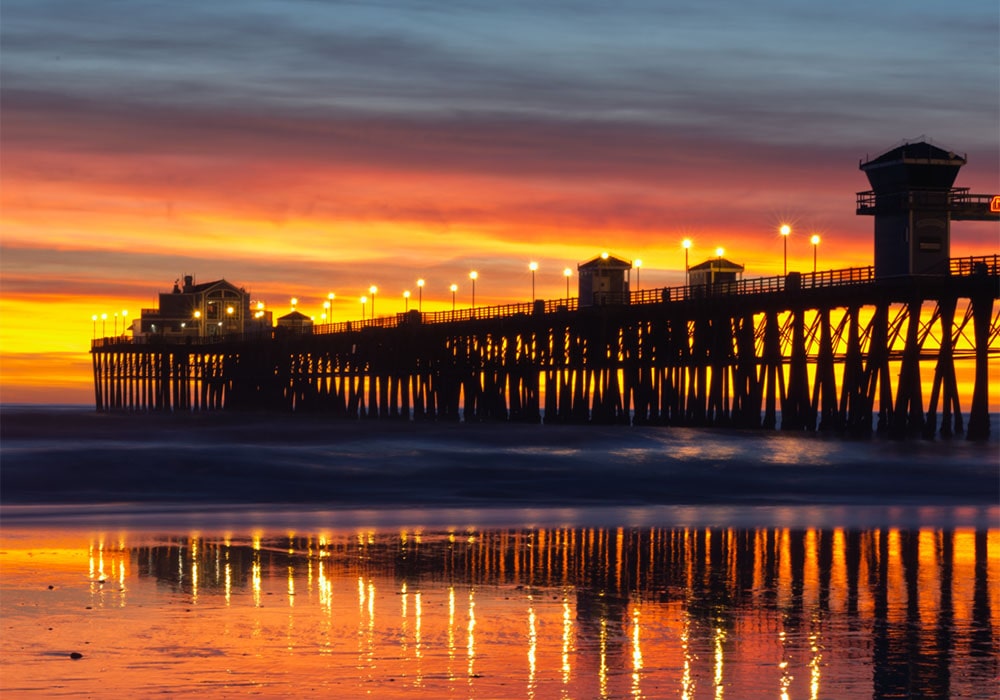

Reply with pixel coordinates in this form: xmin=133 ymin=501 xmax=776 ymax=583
xmin=136 ymin=276 xmax=259 ymax=339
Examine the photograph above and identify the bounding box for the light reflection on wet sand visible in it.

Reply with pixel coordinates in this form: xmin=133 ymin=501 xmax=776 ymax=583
xmin=1 ymin=520 xmax=997 ymax=698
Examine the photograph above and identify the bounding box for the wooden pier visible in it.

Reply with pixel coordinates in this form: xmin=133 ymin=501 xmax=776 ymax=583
xmin=92 ymin=255 xmax=999 ymax=439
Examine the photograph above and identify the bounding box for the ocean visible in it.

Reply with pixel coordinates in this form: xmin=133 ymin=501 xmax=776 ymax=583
xmin=1 ymin=405 xmax=997 ymax=697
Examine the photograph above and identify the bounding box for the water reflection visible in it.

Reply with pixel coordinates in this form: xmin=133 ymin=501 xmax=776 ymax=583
xmin=13 ymin=525 xmax=997 ymax=698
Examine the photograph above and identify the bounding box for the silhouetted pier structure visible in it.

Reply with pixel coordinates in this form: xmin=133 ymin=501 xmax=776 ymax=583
xmin=92 ymin=140 xmax=999 ymax=438
xmin=92 ymin=255 xmax=998 ymax=439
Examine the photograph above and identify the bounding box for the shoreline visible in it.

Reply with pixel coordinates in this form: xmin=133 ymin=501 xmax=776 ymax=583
xmin=3 ymin=502 xmax=998 ymax=532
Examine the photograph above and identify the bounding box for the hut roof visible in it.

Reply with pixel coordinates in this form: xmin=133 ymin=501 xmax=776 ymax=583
xmin=689 ymin=257 xmax=744 ymax=272
xmin=277 ymin=310 xmax=312 ymax=322
xmin=577 ymin=254 xmax=632 ymax=271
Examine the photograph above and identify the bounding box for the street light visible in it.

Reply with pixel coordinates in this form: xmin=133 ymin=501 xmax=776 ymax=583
xmin=121 ymin=309 xmax=128 ymax=336
xmin=114 ymin=312 xmax=119 ymax=336
xmin=563 ymin=267 xmax=572 ymax=298
xmin=360 ymin=295 xmax=367 ymax=319
xmin=634 ymin=259 xmax=642 ymax=292
xmin=529 ymin=261 xmax=538 ymax=301
xmin=101 ymin=313 xmax=107 ymax=337
xmin=417 ymin=279 xmax=425 ymax=312
xmin=369 ymin=285 xmax=378 ymax=319
xmin=291 ymin=297 xmax=298 ymax=309
xmin=323 ymin=299 xmax=331 ymax=323
xmin=811 ymin=234 xmax=820 ymax=273
xmin=403 ymin=290 xmax=411 ymax=312
xmin=780 ymin=224 xmax=791 ymax=275
xmin=450 ymin=283 xmax=458 ymax=312
xmin=469 ymin=270 xmax=478 ymax=308
xmin=92 ymin=314 xmax=98 ymax=339
xmin=682 ymin=239 xmax=692 ymax=287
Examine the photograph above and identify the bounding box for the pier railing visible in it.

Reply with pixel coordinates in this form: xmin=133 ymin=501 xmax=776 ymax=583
xmin=92 ymin=254 xmax=998 ymax=348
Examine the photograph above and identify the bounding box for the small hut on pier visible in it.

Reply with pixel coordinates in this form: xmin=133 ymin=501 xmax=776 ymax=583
xmin=577 ymin=253 xmax=632 ymax=306
xmin=276 ymin=310 xmax=314 ymax=334
xmin=689 ymin=257 xmax=744 ymax=294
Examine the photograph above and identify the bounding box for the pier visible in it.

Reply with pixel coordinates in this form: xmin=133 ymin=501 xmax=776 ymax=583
xmin=92 ymin=255 xmax=998 ymax=439
xmin=91 ymin=140 xmax=999 ymax=438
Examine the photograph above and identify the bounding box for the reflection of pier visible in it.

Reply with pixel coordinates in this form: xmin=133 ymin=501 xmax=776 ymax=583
xmin=92 ymin=256 xmax=998 ymax=438
xmin=124 ymin=525 xmax=996 ymax=699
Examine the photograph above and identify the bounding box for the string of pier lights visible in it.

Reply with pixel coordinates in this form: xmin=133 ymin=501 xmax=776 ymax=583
xmin=310 ymin=232 xmax=825 ymax=324
xmin=91 ymin=309 xmax=129 ymax=339
xmin=94 ymin=235 xmax=827 ymax=340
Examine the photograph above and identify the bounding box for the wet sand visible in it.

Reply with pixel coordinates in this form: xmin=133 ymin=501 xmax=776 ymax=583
xmin=3 ymin=513 xmax=999 ymax=698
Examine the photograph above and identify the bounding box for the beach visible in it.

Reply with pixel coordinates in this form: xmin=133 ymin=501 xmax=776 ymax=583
xmin=1 ymin=406 xmax=998 ymax=697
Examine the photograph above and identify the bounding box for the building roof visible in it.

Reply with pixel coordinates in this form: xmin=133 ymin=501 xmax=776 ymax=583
xmin=578 ymin=254 xmax=632 ymax=271
xmin=277 ymin=310 xmax=312 ymax=322
xmin=861 ymin=140 xmax=966 ymax=169
xmin=689 ymin=257 xmax=745 ymax=272
xmin=176 ymin=278 xmax=243 ymax=294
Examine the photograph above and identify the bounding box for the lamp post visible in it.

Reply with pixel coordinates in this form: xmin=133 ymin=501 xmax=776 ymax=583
xmin=114 ymin=312 xmax=119 ymax=336
xmin=563 ymin=268 xmax=572 ymax=298
xmin=714 ymin=247 xmax=724 ymax=286
xmin=92 ymin=315 xmax=98 ymax=339
xmin=327 ymin=292 xmax=335 ymax=322
xmin=450 ymin=284 xmax=458 ymax=312
xmin=291 ymin=297 xmax=298 ymax=310
xmin=369 ymin=285 xmax=377 ymax=319
xmin=194 ymin=310 xmax=202 ymax=336
xmin=360 ymin=295 xmax=367 ymax=319
xmin=403 ymin=290 xmax=411 ymax=312
xmin=682 ymin=239 xmax=691 ymax=287
xmin=780 ymin=224 xmax=791 ymax=275
xmin=323 ymin=299 xmax=331 ymax=324
xmin=121 ymin=309 xmax=128 ymax=336
xmin=417 ymin=279 xmax=425 ymax=312
xmin=811 ymin=234 xmax=820 ymax=273
xmin=469 ymin=270 xmax=477 ymax=308
xmin=529 ymin=262 xmax=538 ymax=301
xmin=634 ymin=259 xmax=642 ymax=292
xmin=101 ymin=313 xmax=107 ymax=337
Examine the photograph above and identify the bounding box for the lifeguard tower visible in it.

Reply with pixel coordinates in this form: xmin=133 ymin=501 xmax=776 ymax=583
xmin=857 ymin=139 xmax=999 ymax=277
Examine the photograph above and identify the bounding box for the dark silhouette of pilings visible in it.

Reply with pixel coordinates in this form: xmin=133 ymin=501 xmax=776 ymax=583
xmin=92 ymin=259 xmax=999 ymax=439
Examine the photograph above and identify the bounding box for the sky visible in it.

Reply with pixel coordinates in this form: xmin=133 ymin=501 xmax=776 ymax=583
xmin=2 ymin=0 xmax=998 ymax=404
